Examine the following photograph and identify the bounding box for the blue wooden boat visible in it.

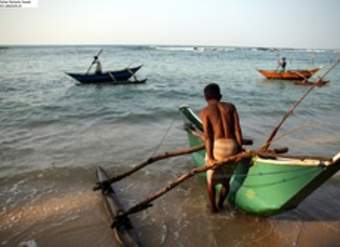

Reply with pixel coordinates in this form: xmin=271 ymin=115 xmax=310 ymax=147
xmin=66 ymin=65 xmax=143 ymax=84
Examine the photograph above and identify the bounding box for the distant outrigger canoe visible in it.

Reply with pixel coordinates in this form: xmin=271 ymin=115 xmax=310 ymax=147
xmin=180 ymin=106 xmax=340 ymax=216
xmin=257 ymin=68 xmax=320 ymax=80
xmin=66 ymin=65 xmax=146 ymax=84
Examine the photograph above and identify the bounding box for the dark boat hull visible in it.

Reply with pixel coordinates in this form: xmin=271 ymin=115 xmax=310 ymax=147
xmin=294 ymin=80 xmax=329 ymax=87
xmin=67 ymin=66 xmax=142 ymax=84
xmin=96 ymin=167 xmax=141 ymax=246
xmin=76 ymin=79 xmax=147 ymax=86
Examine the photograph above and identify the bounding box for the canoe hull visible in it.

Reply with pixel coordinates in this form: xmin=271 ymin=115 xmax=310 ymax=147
xmin=257 ymin=68 xmax=319 ymax=80
xmin=294 ymin=80 xmax=329 ymax=87
xmin=234 ymin=159 xmax=325 ymax=215
xmin=67 ymin=66 xmax=142 ymax=84
xmin=76 ymin=79 xmax=147 ymax=86
xmin=179 ymin=106 xmax=340 ymax=215
xmin=96 ymin=167 xmax=141 ymax=246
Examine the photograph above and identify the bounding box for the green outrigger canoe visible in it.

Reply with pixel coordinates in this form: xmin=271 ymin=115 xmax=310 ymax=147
xmin=179 ymin=106 xmax=340 ymax=216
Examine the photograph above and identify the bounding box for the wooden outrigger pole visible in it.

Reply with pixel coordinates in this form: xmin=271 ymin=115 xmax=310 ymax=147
xmin=93 ymin=144 xmax=204 ymax=191
xmin=85 ymin=49 xmax=103 ymax=75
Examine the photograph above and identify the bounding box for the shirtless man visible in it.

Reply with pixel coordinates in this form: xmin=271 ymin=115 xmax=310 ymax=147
xmin=200 ymin=83 xmax=243 ymax=212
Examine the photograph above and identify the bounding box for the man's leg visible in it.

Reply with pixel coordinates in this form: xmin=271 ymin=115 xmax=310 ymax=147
xmin=207 ymin=183 xmax=218 ymax=213
xmin=207 ymin=170 xmax=218 ymax=212
xmin=217 ymin=179 xmax=230 ymax=210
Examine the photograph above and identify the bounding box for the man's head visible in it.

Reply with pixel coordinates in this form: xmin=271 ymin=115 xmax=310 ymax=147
xmin=282 ymin=57 xmax=286 ymax=61
xmin=204 ymin=83 xmax=222 ymax=101
xmin=94 ymin=56 xmax=98 ymax=60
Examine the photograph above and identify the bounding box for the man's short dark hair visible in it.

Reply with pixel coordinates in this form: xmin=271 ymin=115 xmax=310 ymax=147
xmin=204 ymin=83 xmax=221 ymax=100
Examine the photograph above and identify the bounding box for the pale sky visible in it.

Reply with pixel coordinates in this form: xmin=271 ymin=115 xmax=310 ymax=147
xmin=1 ymin=0 xmax=339 ymax=49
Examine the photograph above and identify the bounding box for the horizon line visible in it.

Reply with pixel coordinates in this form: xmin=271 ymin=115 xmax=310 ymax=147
xmin=0 ymin=43 xmax=339 ymax=51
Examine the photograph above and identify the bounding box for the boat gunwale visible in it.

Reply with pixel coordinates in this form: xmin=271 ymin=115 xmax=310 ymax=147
xmin=66 ymin=65 xmax=143 ymax=77
xmin=257 ymin=67 xmax=320 ymax=73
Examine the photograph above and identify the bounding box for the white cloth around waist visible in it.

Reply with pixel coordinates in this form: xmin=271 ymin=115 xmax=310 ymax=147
xmin=206 ymin=138 xmax=238 ymax=184
xmin=213 ymin=138 xmax=238 ymax=160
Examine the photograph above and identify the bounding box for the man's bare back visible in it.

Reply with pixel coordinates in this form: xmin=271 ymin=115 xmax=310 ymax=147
xmin=200 ymin=100 xmax=243 ymax=162
xmin=201 ymin=101 xmax=242 ymax=141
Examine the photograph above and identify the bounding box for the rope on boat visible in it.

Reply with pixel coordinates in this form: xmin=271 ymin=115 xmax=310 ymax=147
xmin=210 ymin=164 xmax=325 ymax=180
xmin=206 ymin=166 xmax=325 ymax=188
xmin=270 ymin=121 xmax=330 ymax=145
xmin=271 ymin=124 xmax=310 ymax=144
xmin=150 ymin=118 xmax=176 ymax=156
xmin=239 ymin=169 xmax=323 ymax=188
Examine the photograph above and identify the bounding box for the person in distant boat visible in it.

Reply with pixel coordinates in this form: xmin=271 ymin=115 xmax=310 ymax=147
xmin=93 ymin=56 xmax=102 ymax=74
xmin=199 ymin=83 xmax=243 ymax=213
xmin=278 ymin=57 xmax=287 ymax=72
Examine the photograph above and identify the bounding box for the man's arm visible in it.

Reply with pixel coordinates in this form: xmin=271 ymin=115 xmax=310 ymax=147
xmin=191 ymin=129 xmax=205 ymax=142
xmin=233 ymin=106 xmax=243 ymax=148
xmin=200 ymin=111 xmax=214 ymax=162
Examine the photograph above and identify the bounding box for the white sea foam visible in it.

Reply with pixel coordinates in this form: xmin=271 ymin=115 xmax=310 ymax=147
xmin=1 ymin=241 xmax=8 ymax=246
xmin=160 ymin=224 xmax=168 ymax=244
xmin=8 ymin=179 xmax=26 ymax=193
xmin=154 ymin=46 xmax=195 ymax=52
xmin=305 ymin=49 xmax=327 ymax=53
xmin=18 ymin=240 xmax=38 ymax=247
xmin=152 ymin=45 xmax=236 ymax=53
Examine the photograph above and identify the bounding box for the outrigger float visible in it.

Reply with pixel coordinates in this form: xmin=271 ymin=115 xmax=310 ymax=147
xmin=96 ymin=167 xmax=141 ymax=246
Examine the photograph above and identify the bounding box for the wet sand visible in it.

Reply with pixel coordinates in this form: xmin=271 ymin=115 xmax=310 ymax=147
xmin=1 ymin=163 xmax=340 ymax=247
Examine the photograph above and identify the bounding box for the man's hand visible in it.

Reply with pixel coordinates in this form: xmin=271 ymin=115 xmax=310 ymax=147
xmin=206 ymin=158 xmax=217 ymax=167
xmin=192 ymin=130 xmax=205 ymax=141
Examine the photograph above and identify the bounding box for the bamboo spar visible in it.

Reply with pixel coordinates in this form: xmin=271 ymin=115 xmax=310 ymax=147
xmin=85 ymin=49 xmax=103 ymax=75
xmin=93 ymin=144 xmax=204 ymax=191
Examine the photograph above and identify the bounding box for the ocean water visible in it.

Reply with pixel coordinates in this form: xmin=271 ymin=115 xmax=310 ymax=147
xmin=0 ymin=45 xmax=340 ymax=246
